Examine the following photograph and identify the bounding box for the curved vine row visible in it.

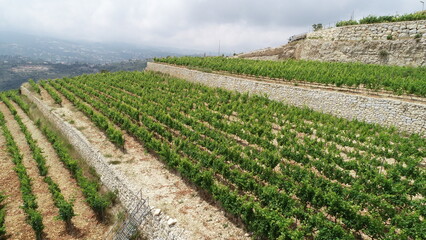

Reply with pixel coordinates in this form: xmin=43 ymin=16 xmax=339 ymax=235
xmin=32 ymin=71 xmax=425 ymax=239
xmin=0 ymin=107 xmax=44 ymax=239
xmin=155 ymin=56 xmax=426 ymax=97
xmin=1 ymin=93 xmax=75 ymax=225
xmin=0 ymin=193 xmax=6 ymax=237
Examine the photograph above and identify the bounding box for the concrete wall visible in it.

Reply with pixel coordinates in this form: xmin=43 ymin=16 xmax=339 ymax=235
xmin=21 ymin=85 xmax=186 ymax=240
xmin=307 ymin=20 xmax=426 ymax=41
xmin=147 ymin=62 xmax=426 ymax=137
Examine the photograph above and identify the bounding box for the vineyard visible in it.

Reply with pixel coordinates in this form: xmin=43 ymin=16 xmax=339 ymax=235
xmin=15 ymin=70 xmax=424 ymax=239
xmin=336 ymin=11 xmax=426 ymax=27
xmin=154 ymin=56 xmax=426 ymax=97
xmin=0 ymin=91 xmax=113 ymax=239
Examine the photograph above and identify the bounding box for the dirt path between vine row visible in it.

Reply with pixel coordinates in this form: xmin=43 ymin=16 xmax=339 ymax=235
xmin=11 ymin=100 xmax=110 ymax=239
xmin=0 ymin=102 xmax=68 ymax=239
xmin=38 ymin=83 xmax=250 ymax=239
xmin=0 ymin=112 xmax=35 ymax=240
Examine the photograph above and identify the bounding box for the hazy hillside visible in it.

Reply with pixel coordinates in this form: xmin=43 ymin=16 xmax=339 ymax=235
xmin=0 ymin=32 xmax=187 ymax=64
xmin=0 ymin=55 xmax=147 ymax=91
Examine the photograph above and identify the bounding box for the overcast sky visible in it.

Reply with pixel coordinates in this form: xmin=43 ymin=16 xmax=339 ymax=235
xmin=0 ymin=0 xmax=423 ymax=53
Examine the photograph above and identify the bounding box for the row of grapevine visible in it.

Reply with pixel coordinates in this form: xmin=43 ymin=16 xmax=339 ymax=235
xmin=93 ymin=73 xmax=423 ymax=231
xmin=120 ymin=72 xmax=424 ymax=234
xmin=0 ymin=193 xmax=5 ymax=237
xmin=155 ymin=56 xmax=426 ymax=97
xmin=7 ymin=91 xmax=30 ymax=114
xmin=83 ymin=72 xmax=424 ymax=195
xmin=58 ymin=72 xmax=424 ymax=239
xmin=29 ymin=79 xmax=40 ymax=94
xmin=9 ymin=92 xmax=113 ymax=219
xmin=39 ymin=81 xmax=124 ymax=149
xmin=1 ymin=93 xmax=76 ymax=225
xmin=67 ymin=76 xmax=372 ymax=237
xmin=36 ymin=119 xmax=111 ymax=219
xmin=39 ymin=80 xmax=62 ymax=105
xmin=0 ymin=107 xmax=44 ymax=239
xmin=337 ymin=12 xmax=426 ymax=26
xmin=72 ymin=73 xmax=423 ymax=238
xmin=49 ymin=77 xmax=315 ymax=238
xmin=38 ymin=72 xmax=425 ymax=239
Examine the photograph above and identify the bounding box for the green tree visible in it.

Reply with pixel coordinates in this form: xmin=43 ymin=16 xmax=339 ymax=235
xmin=312 ymin=23 xmax=323 ymax=31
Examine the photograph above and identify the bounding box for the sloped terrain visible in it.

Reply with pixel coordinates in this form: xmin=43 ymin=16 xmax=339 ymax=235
xmin=34 ymin=80 xmax=249 ymax=240
xmin=236 ymin=41 xmax=302 ymax=60
xmin=0 ymin=92 xmax=113 ymax=239
xmin=18 ymin=71 xmax=426 ymax=239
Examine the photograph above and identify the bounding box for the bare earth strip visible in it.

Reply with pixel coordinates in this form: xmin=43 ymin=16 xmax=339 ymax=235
xmin=11 ymin=101 xmax=110 ymax=239
xmin=0 ymin=113 xmax=35 ymax=240
xmin=39 ymin=82 xmax=250 ymax=239
xmin=0 ymin=103 xmax=70 ymax=239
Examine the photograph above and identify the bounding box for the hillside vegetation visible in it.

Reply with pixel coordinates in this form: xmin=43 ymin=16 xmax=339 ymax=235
xmin=0 ymin=91 xmax=113 ymax=239
xmin=336 ymin=11 xmax=426 ymax=27
xmin=155 ymin=57 xmax=426 ymax=97
xmin=25 ymin=71 xmax=426 ymax=239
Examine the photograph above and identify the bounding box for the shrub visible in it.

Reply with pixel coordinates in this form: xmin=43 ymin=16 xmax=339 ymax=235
xmin=39 ymin=124 xmax=111 ymax=220
xmin=332 ymin=12 xmax=426 ymax=28
xmin=0 ymin=193 xmax=6 ymax=237
xmin=312 ymin=23 xmax=323 ymax=31
xmin=29 ymin=79 xmax=40 ymax=94
xmin=379 ymin=50 xmax=389 ymax=59
xmin=397 ymin=12 xmax=426 ymax=21
xmin=377 ymin=15 xmax=394 ymax=23
xmin=360 ymin=15 xmax=380 ymax=24
xmin=0 ymin=110 xmax=45 ymax=239
xmin=27 ymin=209 xmax=44 ymax=240
xmin=336 ymin=20 xmax=358 ymax=27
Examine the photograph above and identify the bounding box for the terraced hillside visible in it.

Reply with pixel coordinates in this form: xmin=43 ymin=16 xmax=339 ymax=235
xmin=155 ymin=57 xmax=426 ymax=97
xmin=0 ymin=91 xmax=114 ymax=239
xmin=9 ymin=70 xmax=423 ymax=239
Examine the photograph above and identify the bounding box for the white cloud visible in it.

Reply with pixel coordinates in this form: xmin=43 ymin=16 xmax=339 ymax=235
xmin=0 ymin=0 xmax=422 ymax=53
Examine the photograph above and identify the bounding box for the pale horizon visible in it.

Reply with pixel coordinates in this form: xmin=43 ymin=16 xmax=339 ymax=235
xmin=0 ymin=0 xmax=424 ymax=53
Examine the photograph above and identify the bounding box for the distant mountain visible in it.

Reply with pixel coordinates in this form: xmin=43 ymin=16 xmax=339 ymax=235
xmin=0 ymin=31 xmax=206 ymax=91
xmin=0 ymin=55 xmax=148 ymax=91
xmin=0 ymin=31 xmax=192 ymax=64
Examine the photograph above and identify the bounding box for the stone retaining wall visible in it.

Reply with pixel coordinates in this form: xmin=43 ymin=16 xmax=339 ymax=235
xmin=299 ymin=38 xmax=426 ymax=66
xmin=307 ymin=20 xmax=426 ymax=41
xmin=147 ymin=62 xmax=426 ymax=137
xmin=304 ymin=20 xmax=426 ymax=66
xmin=21 ymin=85 xmax=187 ymax=240
xmin=240 ymin=20 xmax=426 ymax=66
